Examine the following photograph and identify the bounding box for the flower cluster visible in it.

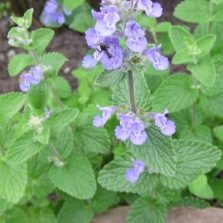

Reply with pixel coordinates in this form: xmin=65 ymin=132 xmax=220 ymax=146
xmin=125 ymin=160 xmax=145 ymax=183
xmin=41 ymin=0 xmax=71 ymax=27
xmin=19 ymin=66 xmax=44 ymax=92
xmin=93 ymin=106 xmax=176 ymax=145
xmin=83 ymin=0 xmax=168 ymax=71
xmin=93 ymin=106 xmax=147 ymax=145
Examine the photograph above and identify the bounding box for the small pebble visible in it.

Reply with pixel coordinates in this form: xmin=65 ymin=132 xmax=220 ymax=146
xmin=0 ymin=53 xmax=5 ymax=61
xmin=7 ymin=49 xmax=16 ymax=59
xmin=64 ymin=66 xmax=71 ymax=74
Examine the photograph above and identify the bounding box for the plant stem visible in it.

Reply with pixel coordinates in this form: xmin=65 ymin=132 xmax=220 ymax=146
xmin=50 ymin=85 xmax=64 ymax=108
xmin=128 ymin=70 xmax=137 ymax=113
xmin=0 ymin=145 xmax=5 ymax=157
xmin=207 ymin=0 xmax=214 ymax=32
xmin=48 ymin=143 xmax=64 ymax=162
xmin=151 ymin=30 xmax=158 ymax=45
xmin=192 ymin=103 xmax=197 ymax=129
xmin=192 ymin=73 xmax=198 ymax=129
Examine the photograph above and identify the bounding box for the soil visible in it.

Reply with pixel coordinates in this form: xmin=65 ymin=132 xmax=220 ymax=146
xmin=92 ymin=206 xmax=223 ymax=223
xmin=0 ymin=0 xmax=181 ymax=93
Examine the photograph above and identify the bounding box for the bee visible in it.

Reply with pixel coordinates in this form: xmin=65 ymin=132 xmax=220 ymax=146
xmin=98 ymin=43 xmax=113 ymax=59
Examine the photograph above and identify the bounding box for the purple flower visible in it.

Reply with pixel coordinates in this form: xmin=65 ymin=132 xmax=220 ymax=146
xmin=136 ymin=0 xmax=163 ymax=18
xmin=83 ymin=36 xmax=123 ymax=70
xmin=82 ymin=55 xmax=98 ymax=69
xmin=85 ymin=28 xmax=103 ymax=48
xmin=19 ymin=66 xmax=44 ymax=92
xmin=115 ymin=113 xmax=148 ymax=145
xmin=19 ymin=73 xmax=32 ymax=92
xmin=144 ymin=47 xmax=169 ymax=70
xmin=41 ymin=0 xmax=69 ymax=27
xmin=125 ymin=21 xmax=145 ymax=38
xmin=152 ymin=109 xmax=176 ymax=136
xmin=127 ymin=37 xmax=147 ymax=53
xmin=44 ymin=0 xmax=58 ymax=13
xmin=100 ymin=38 xmax=123 ymax=70
xmin=125 ymin=160 xmax=145 ymax=183
xmin=29 ymin=66 xmax=44 ymax=85
xmin=129 ymin=121 xmax=147 ymax=145
xmin=125 ymin=20 xmax=147 ymax=53
xmin=93 ymin=106 xmax=115 ymax=127
xmin=92 ymin=5 xmax=120 ymax=36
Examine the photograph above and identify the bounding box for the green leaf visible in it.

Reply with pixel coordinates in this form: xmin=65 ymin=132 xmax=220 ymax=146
xmin=180 ymin=125 xmax=212 ymax=143
xmin=152 ymin=74 xmax=199 ymax=113
xmin=210 ymin=178 xmax=223 ymax=201
xmin=8 ymin=54 xmax=34 ymax=76
xmin=92 ymin=186 xmax=117 ymax=213
xmin=31 ymin=28 xmax=54 ymax=54
xmin=169 ymin=25 xmax=191 ymax=51
xmin=0 ymin=93 xmax=25 ymax=123
xmin=213 ymin=0 xmax=223 ymax=5
xmin=0 ymin=199 xmax=14 ymax=215
xmin=130 ymin=125 xmax=176 ymax=176
xmin=0 ymin=161 xmax=27 ymax=203
xmin=78 ymin=78 xmax=90 ymax=105
xmin=94 ymin=69 xmax=125 ymax=88
xmin=6 ymin=131 xmax=45 ymax=165
xmin=113 ymin=71 xmax=150 ymax=111
xmin=28 ymin=208 xmax=57 ymax=223
xmin=11 ymin=8 xmax=33 ymax=29
xmin=98 ymin=155 xmax=159 ymax=195
xmin=173 ymin=196 xmax=209 ymax=208
xmin=201 ymin=59 xmax=223 ymax=96
xmin=40 ymin=53 xmax=67 ymax=76
xmin=63 ymin=0 xmax=85 ymax=10
xmin=172 ymin=49 xmax=194 ymax=64
xmin=28 ymin=81 xmax=49 ymax=109
xmin=67 ymin=2 xmax=94 ymax=33
xmin=174 ymin=0 xmax=209 ymax=23
xmin=154 ymin=22 xmax=172 ymax=33
xmin=57 ymin=199 xmax=93 ymax=223
xmin=45 ymin=109 xmax=79 ymax=135
xmin=213 ymin=125 xmax=223 ymax=142
xmin=213 ymin=2 xmax=223 ymax=22
xmin=160 ymin=140 xmax=221 ymax=189
xmin=127 ymin=197 xmax=167 ymax=223
xmin=5 ymin=208 xmax=29 ymax=223
xmin=28 ymin=174 xmax=54 ymax=199
xmin=197 ymin=34 xmax=216 ymax=57
xmin=73 ymin=115 xmax=111 ymax=154
xmin=50 ymin=76 xmax=72 ymax=99
xmin=49 ymin=154 xmax=96 ymax=199
xmin=189 ymin=175 xmax=214 ymax=199
xmin=200 ymin=92 xmax=223 ymax=118
xmin=50 ymin=128 xmax=74 ymax=159
xmin=188 ymin=58 xmax=216 ymax=87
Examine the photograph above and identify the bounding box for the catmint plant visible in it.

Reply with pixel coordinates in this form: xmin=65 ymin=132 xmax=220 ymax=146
xmin=1 ymin=0 xmax=223 ymax=222
xmin=84 ymin=0 xmax=221 ymax=222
